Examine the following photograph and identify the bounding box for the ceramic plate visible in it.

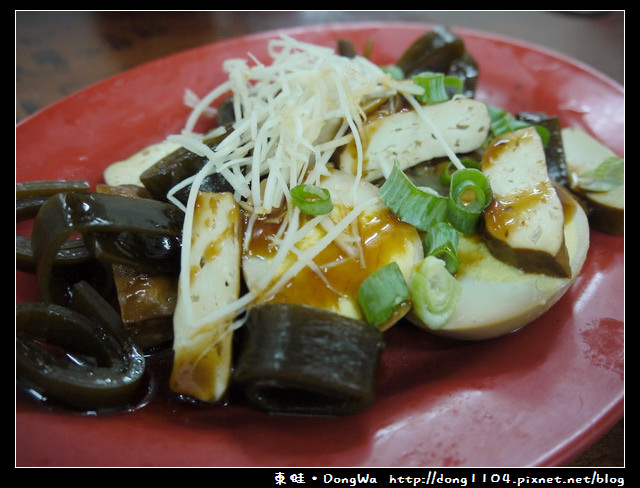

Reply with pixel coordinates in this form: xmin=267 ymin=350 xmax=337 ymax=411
xmin=15 ymin=22 xmax=624 ymax=467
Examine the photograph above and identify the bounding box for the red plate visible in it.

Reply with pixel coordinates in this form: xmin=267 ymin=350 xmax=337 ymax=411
xmin=15 ymin=22 xmax=624 ymax=467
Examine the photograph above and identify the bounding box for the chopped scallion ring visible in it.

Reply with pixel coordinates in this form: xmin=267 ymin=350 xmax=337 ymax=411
xmin=290 ymin=184 xmax=334 ymax=215
xmin=447 ymin=168 xmax=492 ymax=235
xmin=378 ymin=163 xmax=448 ymax=231
xmin=412 ymin=72 xmax=463 ymax=104
xmin=487 ymin=105 xmax=550 ymax=145
xmin=381 ymin=65 xmax=405 ymax=80
xmin=357 ymin=262 xmax=410 ymax=327
xmin=439 ymin=157 xmax=480 ymax=187
xmin=423 ymin=222 xmax=460 ymax=275
xmin=411 ymin=255 xmax=461 ymax=330
xmin=488 ymin=105 xmax=530 ymax=137
xmin=578 ymin=156 xmax=624 ymax=192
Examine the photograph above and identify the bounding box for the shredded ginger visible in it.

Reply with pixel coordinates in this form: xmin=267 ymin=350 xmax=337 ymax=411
xmin=169 ymin=34 xmax=424 ymax=333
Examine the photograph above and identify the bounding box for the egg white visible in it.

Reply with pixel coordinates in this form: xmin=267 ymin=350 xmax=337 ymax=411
xmin=242 ymin=170 xmax=424 ymax=329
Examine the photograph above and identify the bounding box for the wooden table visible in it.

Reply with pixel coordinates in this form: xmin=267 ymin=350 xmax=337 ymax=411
xmin=15 ymin=10 xmax=624 ymax=467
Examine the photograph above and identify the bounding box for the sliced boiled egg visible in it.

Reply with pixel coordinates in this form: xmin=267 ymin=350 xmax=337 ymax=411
xmin=241 ymin=169 xmax=424 ymax=329
xmin=406 ymin=127 xmax=591 ymax=341
xmin=424 ymin=186 xmax=590 ymax=340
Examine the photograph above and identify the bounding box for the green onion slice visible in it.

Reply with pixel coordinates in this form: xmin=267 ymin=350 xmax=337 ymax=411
xmin=534 ymin=124 xmax=550 ymax=147
xmin=488 ymin=105 xmax=550 ymax=145
xmin=439 ymin=157 xmax=480 ymax=187
xmin=411 ymin=255 xmax=461 ymax=330
xmin=423 ymin=222 xmax=460 ymax=275
xmin=381 ymin=65 xmax=405 ymax=80
xmin=290 ymin=184 xmax=334 ymax=215
xmin=379 ymin=163 xmax=448 ymax=231
xmin=412 ymin=72 xmax=463 ymax=104
xmin=447 ymin=168 xmax=492 ymax=235
xmin=578 ymin=156 xmax=624 ymax=192
xmin=488 ymin=105 xmax=530 ymax=137
xmin=357 ymin=262 xmax=410 ymax=327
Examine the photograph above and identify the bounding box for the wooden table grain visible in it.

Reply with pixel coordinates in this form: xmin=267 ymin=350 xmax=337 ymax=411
xmin=15 ymin=10 xmax=624 ymax=468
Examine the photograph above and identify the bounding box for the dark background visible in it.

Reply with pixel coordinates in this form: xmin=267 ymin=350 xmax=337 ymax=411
xmin=16 ymin=10 xmax=624 ymax=122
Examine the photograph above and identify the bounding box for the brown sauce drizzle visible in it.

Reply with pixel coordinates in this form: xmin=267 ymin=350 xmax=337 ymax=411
xmin=483 ymin=182 xmax=554 ymax=239
xmin=244 ymin=207 xmax=417 ymax=311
